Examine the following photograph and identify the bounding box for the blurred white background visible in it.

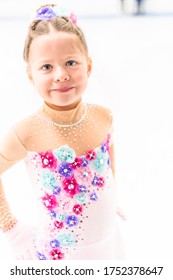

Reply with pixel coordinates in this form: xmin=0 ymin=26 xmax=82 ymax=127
xmin=0 ymin=0 xmax=173 ymax=260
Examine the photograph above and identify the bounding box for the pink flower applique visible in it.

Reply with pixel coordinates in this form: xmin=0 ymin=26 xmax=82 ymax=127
xmin=106 ymin=134 xmax=111 ymax=152
xmin=39 ymin=150 xmax=57 ymax=170
xmin=73 ymin=204 xmax=83 ymax=215
xmin=54 ymin=220 xmax=64 ymax=229
xmin=75 ymin=166 xmax=93 ymax=185
xmin=62 ymin=176 xmax=79 ymax=197
xmin=41 ymin=193 xmax=58 ymax=209
xmin=49 ymin=248 xmax=64 ymax=260
xmin=98 ymin=176 xmax=105 ymax=187
xmin=92 ymin=175 xmax=105 ymax=187
xmin=85 ymin=150 xmax=97 ymax=161
xmin=70 ymin=157 xmax=83 ymax=169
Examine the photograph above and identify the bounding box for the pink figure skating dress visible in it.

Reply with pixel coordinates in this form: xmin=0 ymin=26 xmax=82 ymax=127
xmin=0 ymin=102 xmax=124 ymax=260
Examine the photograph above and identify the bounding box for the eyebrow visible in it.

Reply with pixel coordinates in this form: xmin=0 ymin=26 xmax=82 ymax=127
xmin=36 ymin=55 xmax=82 ymax=64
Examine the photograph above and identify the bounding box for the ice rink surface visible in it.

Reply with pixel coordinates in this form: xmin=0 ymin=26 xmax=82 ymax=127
xmin=0 ymin=1 xmax=173 ymax=260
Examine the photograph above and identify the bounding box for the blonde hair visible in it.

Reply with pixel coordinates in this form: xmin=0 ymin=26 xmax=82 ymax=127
xmin=23 ymin=4 xmax=88 ymax=62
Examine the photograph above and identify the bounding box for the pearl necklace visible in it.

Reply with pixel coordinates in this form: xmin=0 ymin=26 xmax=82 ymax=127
xmin=37 ymin=103 xmax=87 ymax=128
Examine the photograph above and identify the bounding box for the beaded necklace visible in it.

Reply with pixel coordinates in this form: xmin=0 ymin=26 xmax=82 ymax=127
xmin=37 ymin=103 xmax=87 ymax=128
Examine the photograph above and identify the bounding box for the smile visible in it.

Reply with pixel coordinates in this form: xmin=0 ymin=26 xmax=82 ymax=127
xmin=51 ymin=87 xmax=74 ymax=94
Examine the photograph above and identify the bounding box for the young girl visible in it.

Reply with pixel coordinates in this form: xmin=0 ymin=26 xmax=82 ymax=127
xmin=0 ymin=4 xmax=125 ymax=260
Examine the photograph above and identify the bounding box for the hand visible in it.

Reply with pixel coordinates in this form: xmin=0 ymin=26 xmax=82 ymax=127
xmin=4 ymin=221 xmax=37 ymax=260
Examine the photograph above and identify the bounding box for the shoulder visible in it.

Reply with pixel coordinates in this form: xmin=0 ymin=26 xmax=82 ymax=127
xmin=0 ymin=113 xmax=38 ymax=162
xmin=9 ymin=112 xmax=39 ymax=149
xmin=87 ymin=103 xmax=113 ymax=124
xmin=12 ymin=113 xmax=38 ymax=135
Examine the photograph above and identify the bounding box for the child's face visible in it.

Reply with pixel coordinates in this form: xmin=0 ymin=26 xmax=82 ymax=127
xmin=27 ymin=31 xmax=92 ymax=108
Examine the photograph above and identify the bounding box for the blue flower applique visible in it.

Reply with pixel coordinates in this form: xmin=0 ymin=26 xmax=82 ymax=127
xmin=75 ymin=193 xmax=87 ymax=204
xmin=41 ymin=171 xmax=57 ymax=189
xmin=58 ymin=233 xmax=76 ymax=247
xmin=54 ymin=145 xmax=76 ymax=163
xmin=90 ymin=148 xmax=109 ymax=174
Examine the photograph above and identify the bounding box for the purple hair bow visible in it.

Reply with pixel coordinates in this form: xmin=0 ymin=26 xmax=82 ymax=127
xmin=36 ymin=7 xmax=56 ymax=20
xmin=35 ymin=6 xmax=77 ymax=25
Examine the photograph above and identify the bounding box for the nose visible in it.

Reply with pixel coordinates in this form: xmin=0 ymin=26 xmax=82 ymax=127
xmin=54 ymin=67 xmax=70 ymax=82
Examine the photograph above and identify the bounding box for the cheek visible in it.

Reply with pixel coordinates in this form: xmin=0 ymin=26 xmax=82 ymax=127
xmin=33 ymin=75 xmax=47 ymax=88
xmin=75 ymin=69 xmax=88 ymax=83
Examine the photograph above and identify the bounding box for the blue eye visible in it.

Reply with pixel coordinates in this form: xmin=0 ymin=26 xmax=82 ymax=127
xmin=66 ymin=60 xmax=76 ymax=67
xmin=42 ymin=64 xmax=52 ymax=71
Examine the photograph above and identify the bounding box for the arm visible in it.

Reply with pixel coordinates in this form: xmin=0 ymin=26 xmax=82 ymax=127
xmin=0 ymin=129 xmax=25 ymax=231
xmin=0 ymin=129 xmax=37 ymax=259
xmin=0 ymin=180 xmax=17 ymax=232
xmin=0 ymin=129 xmax=27 ymax=231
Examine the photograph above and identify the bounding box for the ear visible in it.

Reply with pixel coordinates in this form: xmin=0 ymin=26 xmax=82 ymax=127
xmin=87 ymin=57 xmax=92 ymax=77
xmin=26 ymin=66 xmax=33 ymax=82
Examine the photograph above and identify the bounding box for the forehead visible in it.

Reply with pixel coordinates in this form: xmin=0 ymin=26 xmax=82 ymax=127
xmin=29 ymin=31 xmax=85 ymax=59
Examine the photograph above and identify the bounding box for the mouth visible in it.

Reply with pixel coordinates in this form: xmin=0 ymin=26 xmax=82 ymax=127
xmin=51 ymin=87 xmax=74 ymax=94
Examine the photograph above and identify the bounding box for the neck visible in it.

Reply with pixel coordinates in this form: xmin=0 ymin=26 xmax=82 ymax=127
xmin=44 ymin=99 xmax=82 ymax=111
xmin=41 ymin=100 xmax=86 ymax=126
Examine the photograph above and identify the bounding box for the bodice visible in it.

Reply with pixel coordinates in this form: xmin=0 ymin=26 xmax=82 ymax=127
xmin=25 ymin=134 xmax=117 ymax=260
